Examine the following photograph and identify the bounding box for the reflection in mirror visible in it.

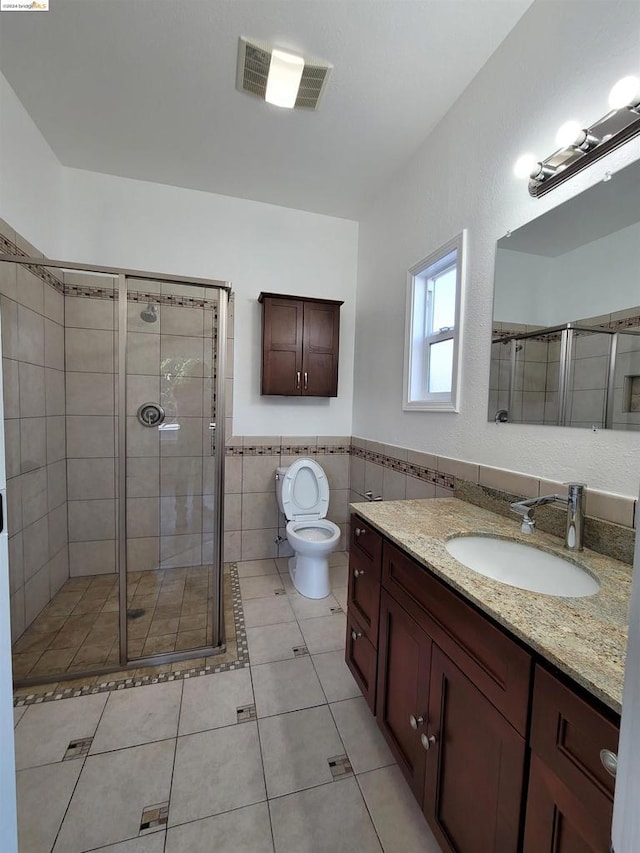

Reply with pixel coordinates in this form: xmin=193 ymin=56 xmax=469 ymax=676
xmin=489 ymin=157 xmax=640 ymax=430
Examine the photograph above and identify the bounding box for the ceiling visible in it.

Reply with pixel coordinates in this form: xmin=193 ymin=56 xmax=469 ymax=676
xmin=0 ymin=0 xmax=532 ymax=220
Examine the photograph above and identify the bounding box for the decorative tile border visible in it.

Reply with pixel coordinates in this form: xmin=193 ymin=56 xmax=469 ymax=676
xmin=0 ymin=234 xmax=65 ymax=294
xmin=350 ymin=444 xmax=454 ymax=490
xmin=226 ymin=444 xmax=351 ymax=457
xmin=13 ymin=563 xmax=248 ymax=707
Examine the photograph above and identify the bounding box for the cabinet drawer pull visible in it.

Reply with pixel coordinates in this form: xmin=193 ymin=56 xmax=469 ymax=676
xmin=296 ymin=371 xmax=301 ymax=390
xmin=355 ymin=527 xmax=366 ymax=537
xmin=353 ymin=568 xmax=364 ymax=579
xmin=600 ymin=749 xmax=618 ymax=778
xmin=420 ymin=733 xmax=438 ymax=751
xmin=304 ymin=371 xmax=308 ymax=390
xmin=409 ymin=714 xmax=424 ymax=730
xmin=351 ymin=629 xmax=363 ymax=641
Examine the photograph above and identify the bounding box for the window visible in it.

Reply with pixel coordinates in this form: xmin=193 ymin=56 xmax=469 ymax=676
xmin=403 ymin=231 xmax=466 ymax=411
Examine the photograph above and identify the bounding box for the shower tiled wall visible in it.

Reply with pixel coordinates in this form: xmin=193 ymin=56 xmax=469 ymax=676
xmin=223 ymin=437 xmax=351 ymax=563
xmin=0 ymin=221 xmax=69 ymax=641
xmin=63 ymin=275 xmax=119 ymax=576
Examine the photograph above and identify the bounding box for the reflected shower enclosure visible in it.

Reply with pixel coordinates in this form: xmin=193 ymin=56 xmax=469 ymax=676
xmin=1 ymin=255 xmax=228 ymax=686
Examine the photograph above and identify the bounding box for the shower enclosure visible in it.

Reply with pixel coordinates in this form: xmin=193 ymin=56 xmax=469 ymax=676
xmin=1 ymin=255 xmax=228 ymax=686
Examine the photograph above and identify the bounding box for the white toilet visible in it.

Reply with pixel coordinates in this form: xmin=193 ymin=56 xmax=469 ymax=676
xmin=275 ymin=458 xmax=341 ymax=599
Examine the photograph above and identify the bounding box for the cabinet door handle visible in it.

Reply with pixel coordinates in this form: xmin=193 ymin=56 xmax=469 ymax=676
xmin=409 ymin=714 xmax=424 ymax=730
xmin=420 ymin=733 xmax=438 ymax=751
xmin=303 ymin=371 xmax=308 ymax=390
xmin=296 ymin=371 xmax=301 ymax=390
xmin=353 ymin=568 xmax=364 ymax=579
xmin=355 ymin=528 xmax=366 ymax=537
xmin=351 ymin=630 xmax=363 ymax=641
xmin=600 ymin=749 xmax=618 ymax=778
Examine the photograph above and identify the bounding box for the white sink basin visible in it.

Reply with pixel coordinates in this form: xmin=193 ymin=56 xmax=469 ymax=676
xmin=445 ymin=536 xmax=600 ymax=598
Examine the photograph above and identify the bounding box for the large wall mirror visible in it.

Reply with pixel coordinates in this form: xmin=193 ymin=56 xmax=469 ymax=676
xmin=489 ymin=157 xmax=640 ymax=430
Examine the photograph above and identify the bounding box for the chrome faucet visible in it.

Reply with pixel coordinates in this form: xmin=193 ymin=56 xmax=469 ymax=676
xmin=510 ymin=483 xmax=586 ymax=551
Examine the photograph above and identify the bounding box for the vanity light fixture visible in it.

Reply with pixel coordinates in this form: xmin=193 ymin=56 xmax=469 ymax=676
xmin=514 ymin=73 xmax=640 ymax=197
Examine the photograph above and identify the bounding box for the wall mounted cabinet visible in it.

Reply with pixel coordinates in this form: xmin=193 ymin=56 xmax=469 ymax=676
xmin=259 ymin=292 xmax=343 ymax=397
xmin=346 ymin=512 xmax=620 ymax=853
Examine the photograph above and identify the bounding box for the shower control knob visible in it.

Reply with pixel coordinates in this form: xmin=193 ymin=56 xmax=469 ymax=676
xmin=136 ymin=402 xmax=165 ymax=428
xmin=353 ymin=568 xmax=364 ymax=578
xmin=351 ymin=630 xmax=363 ymax=641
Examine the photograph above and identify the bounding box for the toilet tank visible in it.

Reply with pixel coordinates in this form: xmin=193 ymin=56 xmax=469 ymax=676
xmin=275 ymin=466 xmax=289 ymax=514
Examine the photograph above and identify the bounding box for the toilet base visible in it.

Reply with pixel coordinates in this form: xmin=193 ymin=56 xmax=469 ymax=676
xmin=289 ymin=554 xmax=331 ymax=599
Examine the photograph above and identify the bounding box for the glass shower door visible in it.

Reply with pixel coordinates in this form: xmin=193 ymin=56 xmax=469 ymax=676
xmin=122 ymin=277 xmax=223 ymax=663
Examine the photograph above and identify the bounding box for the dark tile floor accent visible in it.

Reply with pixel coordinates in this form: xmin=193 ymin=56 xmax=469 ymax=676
xmin=237 ymin=704 xmax=257 ymax=723
xmin=328 ymin=754 xmax=353 ymax=780
xmin=292 ymin=645 xmax=309 ymax=657
xmin=329 ymin=605 xmax=344 ymax=614
xmin=63 ymin=737 xmax=93 ymax=761
xmin=14 ymin=564 xmax=247 ymax=707
xmin=139 ymin=802 xmax=169 ymax=834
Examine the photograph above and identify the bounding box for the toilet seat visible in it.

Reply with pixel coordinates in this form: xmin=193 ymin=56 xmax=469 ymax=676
xmin=280 ymin=458 xmax=329 ymax=521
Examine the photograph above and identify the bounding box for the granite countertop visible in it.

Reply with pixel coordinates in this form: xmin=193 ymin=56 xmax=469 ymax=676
xmin=350 ymin=498 xmax=632 ymax=714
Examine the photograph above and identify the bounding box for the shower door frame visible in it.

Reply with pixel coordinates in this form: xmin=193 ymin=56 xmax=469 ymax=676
xmin=1 ymin=255 xmax=230 ymax=683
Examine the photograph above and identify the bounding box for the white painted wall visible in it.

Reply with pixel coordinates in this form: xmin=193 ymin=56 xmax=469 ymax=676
xmin=56 ymin=168 xmax=358 ymax=437
xmin=353 ymin=0 xmax=640 ymax=497
xmin=0 ymin=73 xmax=62 ymax=257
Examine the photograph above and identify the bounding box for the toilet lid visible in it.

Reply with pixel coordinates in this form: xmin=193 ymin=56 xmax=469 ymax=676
xmin=280 ymin=458 xmax=329 ymax=521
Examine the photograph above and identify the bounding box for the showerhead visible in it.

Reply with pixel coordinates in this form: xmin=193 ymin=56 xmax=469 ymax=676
xmin=140 ymin=303 xmax=157 ymax=323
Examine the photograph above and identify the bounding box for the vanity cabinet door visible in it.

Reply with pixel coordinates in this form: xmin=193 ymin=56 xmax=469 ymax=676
xmin=301 ymin=300 xmax=340 ymax=397
xmin=523 ymin=754 xmax=609 ymax=853
xmin=376 ymin=590 xmax=431 ymax=800
xmin=423 ymin=645 xmax=526 ymax=853
xmin=347 ymin=548 xmax=380 ymax=646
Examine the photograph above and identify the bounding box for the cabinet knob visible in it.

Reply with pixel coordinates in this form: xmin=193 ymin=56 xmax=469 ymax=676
xmin=420 ymin=733 xmax=438 ymax=751
xmin=409 ymin=714 xmax=424 ymax=730
xmin=355 ymin=528 xmax=366 ymax=537
xmin=353 ymin=568 xmax=364 ymax=579
xmin=600 ymin=749 xmax=618 ymax=778
xmin=351 ymin=630 xmax=363 ymax=641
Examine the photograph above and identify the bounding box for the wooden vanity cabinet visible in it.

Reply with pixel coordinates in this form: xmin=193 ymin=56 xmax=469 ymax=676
xmin=259 ymin=292 xmax=343 ymax=397
xmin=346 ymin=513 xmax=620 ymax=853
xmin=523 ymin=666 xmax=619 ymax=853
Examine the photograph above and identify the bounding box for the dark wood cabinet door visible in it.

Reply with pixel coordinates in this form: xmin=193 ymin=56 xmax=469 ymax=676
xmin=346 ymin=610 xmax=378 ymax=712
xmin=301 ymin=301 xmax=340 ymax=396
xmin=261 ymin=296 xmax=303 ymax=395
xmin=376 ymin=590 xmax=431 ymax=799
xmin=424 ymin=645 xmax=526 ymax=853
xmin=523 ymin=754 xmax=610 ymax=853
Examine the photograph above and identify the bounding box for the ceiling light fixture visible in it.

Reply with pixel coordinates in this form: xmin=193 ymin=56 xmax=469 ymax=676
xmin=514 ymin=72 xmax=640 ymax=197
xmin=265 ymin=49 xmax=305 ymax=109
xmin=236 ymin=37 xmax=332 ymax=111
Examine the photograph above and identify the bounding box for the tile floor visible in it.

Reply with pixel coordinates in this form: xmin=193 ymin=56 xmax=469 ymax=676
xmin=14 ymin=552 xmax=442 ymax=852
xmin=12 ymin=565 xmax=222 ymax=683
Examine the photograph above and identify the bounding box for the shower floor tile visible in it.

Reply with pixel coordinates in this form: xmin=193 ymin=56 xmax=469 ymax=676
xmin=12 ymin=566 xmax=218 ymax=682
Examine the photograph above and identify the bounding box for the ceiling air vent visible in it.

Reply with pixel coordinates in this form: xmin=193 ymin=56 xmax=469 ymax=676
xmin=236 ymin=37 xmax=331 ymax=111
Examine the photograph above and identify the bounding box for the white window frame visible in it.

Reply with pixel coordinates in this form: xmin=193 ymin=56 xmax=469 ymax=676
xmin=403 ymin=230 xmax=466 ymax=412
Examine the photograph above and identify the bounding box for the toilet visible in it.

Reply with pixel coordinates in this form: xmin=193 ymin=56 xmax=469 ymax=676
xmin=275 ymin=458 xmax=341 ymax=599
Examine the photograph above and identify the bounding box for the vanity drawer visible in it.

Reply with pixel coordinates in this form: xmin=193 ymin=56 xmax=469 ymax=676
xmin=347 ymin=547 xmax=380 ymax=646
xmin=350 ymin=514 xmax=383 ymax=570
xmin=382 ymin=541 xmax=531 ymax=735
xmin=346 ymin=610 xmax=377 ymax=712
xmin=530 ymin=665 xmax=619 ymax=801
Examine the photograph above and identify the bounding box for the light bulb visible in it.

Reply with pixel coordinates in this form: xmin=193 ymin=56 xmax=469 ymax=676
xmin=513 ymin=154 xmax=538 ymax=179
xmin=608 ymin=75 xmax=640 ymax=109
xmin=265 ymin=49 xmax=305 ymax=109
xmin=555 ymin=120 xmax=583 ymax=148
